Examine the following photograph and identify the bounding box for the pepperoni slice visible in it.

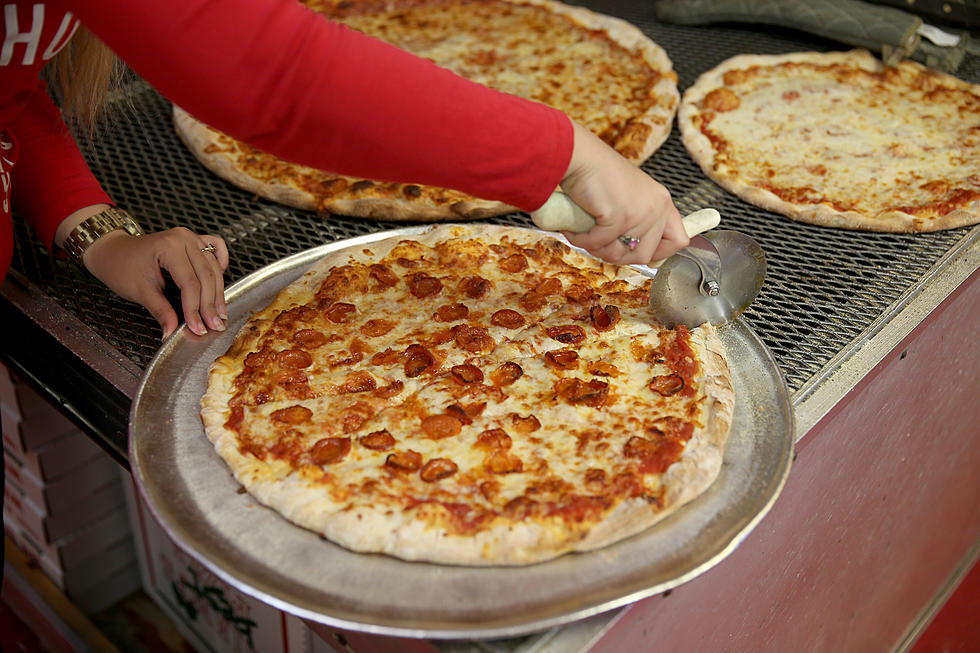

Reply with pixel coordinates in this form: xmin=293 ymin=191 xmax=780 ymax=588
xmin=434 ymin=302 xmax=469 ymax=322
xmin=509 ymin=413 xmax=541 ymax=433
xmin=590 ymin=305 xmax=621 ymax=331
xmin=403 ymin=344 xmax=435 ymax=377
xmin=545 ymin=349 xmax=579 ymax=369
xmin=547 ymin=325 xmax=586 ymax=345
xmin=368 ymin=264 xmax=398 ymax=288
xmin=534 ymin=277 xmax=562 ymax=296
xmin=371 ymin=348 xmax=401 ymax=366
xmin=421 ymin=414 xmax=463 ymax=439
xmin=359 ymin=429 xmax=395 ymax=450
xmin=490 ymin=309 xmax=525 ymax=329
xmin=420 ymin=458 xmax=458 ymax=482
xmin=408 ymin=273 xmax=443 ymax=298
xmin=270 ymin=405 xmax=312 ymax=424
xmin=519 ymin=292 xmax=547 ymax=312
xmin=588 ymin=361 xmax=620 ymax=377
xmin=453 ymin=325 xmax=493 ymax=353
xmin=360 ymin=319 xmax=395 ymax=337
xmin=458 ymin=275 xmax=490 ymax=298
xmin=565 ymin=284 xmax=597 ymax=305
xmin=311 ymin=437 xmax=350 ymax=465
xmin=450 ymin=363 xmax=484 ymax=384
xmin=385 ymin=450 xmax=423 ymax=471
xmin=556 ymin=378 xmax=609 ymax=406
xmin=324 ymin=302 xmax=356 ymax=323
xmin=489 ymin=361 xmax=523 ymax=386
xmin=446 ymin=401 xmax=486 ymax=425
xmin=339 ymin=371 xmax=377 ymax=394
xmin=293 ymin=329 xmax=327 ymax=348
xmin=276 ymin=349 xmax=313 ymax=368
xmin=486 ymin=451 xmax=523 ymax=474
xmin=648 ymin=373 xmax=685 ymax=396
xmin=475 ymin=428 xmax=512 ymax=450
xmin=373 ymin=380 xmax=404 ymax=398
xmin=499 ymin=253 xmax=528 ymax=273
xmin=244 ymin=351 xmax=273 ymax=368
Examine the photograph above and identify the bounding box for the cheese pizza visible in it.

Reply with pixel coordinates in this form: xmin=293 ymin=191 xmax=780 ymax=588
xmin=200 ymin=224 xmax=734 ymax=565
xmin=175 ymin=0 xmax=679 ymax=221
xmin=678 ymin=49 xmax=980 ymax=232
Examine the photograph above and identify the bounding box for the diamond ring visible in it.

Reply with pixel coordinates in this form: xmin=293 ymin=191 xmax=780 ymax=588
xmin=618 ymin=235 xmax=640 ymax=250
xmin=201 ymin=243 xmax=217 ymax=255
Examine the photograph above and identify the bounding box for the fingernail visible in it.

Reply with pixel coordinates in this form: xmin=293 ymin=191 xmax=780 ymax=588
xmin=210 ymin=316 xmax=226 ymax=331
xmin=190 ymin=320 xmax=208 ymax=336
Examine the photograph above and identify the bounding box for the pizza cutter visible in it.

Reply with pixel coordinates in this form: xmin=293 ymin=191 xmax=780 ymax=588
xmin=530 ymin=191 xmax=766 ymax=328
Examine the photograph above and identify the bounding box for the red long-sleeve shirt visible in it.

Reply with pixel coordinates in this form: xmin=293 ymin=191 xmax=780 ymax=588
xmin=1 ymin=0 xmax=573 ymax=281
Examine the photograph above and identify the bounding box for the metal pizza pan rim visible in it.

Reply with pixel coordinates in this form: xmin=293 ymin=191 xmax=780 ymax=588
xmin=129 ymin=225 xmax=794 ymax=640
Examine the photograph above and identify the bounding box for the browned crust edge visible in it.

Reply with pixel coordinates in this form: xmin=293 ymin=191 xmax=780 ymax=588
xmin=678 ymin=49 xmax=980 ymax=233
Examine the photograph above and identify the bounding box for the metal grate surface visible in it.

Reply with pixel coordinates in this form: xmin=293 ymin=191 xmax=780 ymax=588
xmin=9 ymin=0 xmax=979 ymax=393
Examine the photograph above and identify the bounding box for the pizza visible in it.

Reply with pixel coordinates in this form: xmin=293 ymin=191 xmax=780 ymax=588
xmin=174 ymin=0 xmax=679 ymax=221
xmin=678 ymin=49 xmax=980 ymax=233
xmin=199 ymin=224 xmax=733 ymax=566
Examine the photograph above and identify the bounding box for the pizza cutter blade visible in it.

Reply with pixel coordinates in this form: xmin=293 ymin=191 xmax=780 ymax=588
xmin=647 ymin=229 xmax=766 ymax=327
xmin=530 ymin=191 xmax=766 ymax=327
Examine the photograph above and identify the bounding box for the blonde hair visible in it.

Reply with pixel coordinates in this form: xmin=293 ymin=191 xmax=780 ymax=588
xmin=47 ymin=26 xmax=123 ymax=134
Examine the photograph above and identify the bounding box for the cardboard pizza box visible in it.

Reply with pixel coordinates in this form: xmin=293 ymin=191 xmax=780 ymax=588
xmin=4 ymin=447 xmax=119 ymax=514
xmin=35 ymin=534 xmax=137 ymax=596
xmin=4 ymin=474 xmax=125 ymax=544
xmin=3 ymin=430 xmax=104 ymax=482
xmin=1 ymin=400 xmax=78 ymax=454
xmin=68 ymin=559 xmax=142 ymax=616
xmin=123 ymin=476 xmax=322 ymax=653
xmin=5 ymin=504 xmax=133 ymax=574
xmin=0 ymin=361 xmax=16 ymax=409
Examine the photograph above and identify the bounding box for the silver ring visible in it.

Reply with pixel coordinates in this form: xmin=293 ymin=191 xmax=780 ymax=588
xmin=201 ymin=243 xmax=217 ymax=254
xmin=619 ymin=235 xmax=640 ymax=251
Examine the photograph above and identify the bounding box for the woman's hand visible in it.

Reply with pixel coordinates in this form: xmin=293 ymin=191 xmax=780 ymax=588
xmin=556 ymin=121 xmax=689 ymax=265
xmin=81 ymin=226 xmax=229 ymax=340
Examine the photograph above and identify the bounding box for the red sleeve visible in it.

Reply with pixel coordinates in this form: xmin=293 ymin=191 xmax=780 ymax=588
xmin=58 ymin=0 xmax=572 ymax=211
xmin=8 ymin=85 xmax=112 ymax=250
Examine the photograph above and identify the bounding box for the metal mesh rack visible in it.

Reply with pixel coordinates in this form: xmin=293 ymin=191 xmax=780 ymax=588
xmin=9 ymin=0 xmax=979 ymax=394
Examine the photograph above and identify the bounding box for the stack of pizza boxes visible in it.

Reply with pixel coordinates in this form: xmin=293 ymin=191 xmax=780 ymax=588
xmin=126 ymin=477 xmax=444 ymax=653
xmin=1 ymin=362 xmax=141 ymax=614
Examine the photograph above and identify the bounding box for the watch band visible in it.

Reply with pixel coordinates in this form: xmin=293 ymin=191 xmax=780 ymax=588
xmin=62 ymin=207 xmax=145 ymax=266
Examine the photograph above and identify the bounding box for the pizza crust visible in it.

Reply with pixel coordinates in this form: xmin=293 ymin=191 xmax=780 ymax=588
xmin=200 ymin=224 xmax=734 ymax=566
xmin=174 ymin=107 xmax=515 ymax=221
xmin=679 ymin=49 xmax=980 ymax=233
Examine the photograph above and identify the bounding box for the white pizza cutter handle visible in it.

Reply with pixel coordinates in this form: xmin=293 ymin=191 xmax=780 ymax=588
xmin=530 ymin=191 xmax=720 ymax=266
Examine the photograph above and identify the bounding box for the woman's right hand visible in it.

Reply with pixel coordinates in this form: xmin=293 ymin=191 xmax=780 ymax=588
xmin=555 ymin=121 xmax=689 ymax=266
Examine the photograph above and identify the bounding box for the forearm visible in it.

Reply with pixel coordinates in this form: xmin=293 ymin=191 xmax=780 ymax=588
xmin=61 ymin=0 xmax=573 ymax=211
xmin=9 ymin=89 xmax=112 ymax=251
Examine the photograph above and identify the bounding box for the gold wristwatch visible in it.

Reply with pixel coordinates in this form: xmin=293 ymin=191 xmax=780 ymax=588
xmin=62 ymin=207 xmax=145 ymax=266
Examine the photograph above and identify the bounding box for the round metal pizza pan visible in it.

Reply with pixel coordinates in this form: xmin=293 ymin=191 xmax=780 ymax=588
xmin=129 ymin=226 xmax=794 ymax=639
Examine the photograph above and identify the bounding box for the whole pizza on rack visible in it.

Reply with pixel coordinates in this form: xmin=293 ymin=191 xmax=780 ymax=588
xmin=174 ymin=0 xmax=679 ymax=221
xmin=678 ymin=49 xmax=980 ymax=233
xmin=200 ymin=224 xmax=733 ymax=566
